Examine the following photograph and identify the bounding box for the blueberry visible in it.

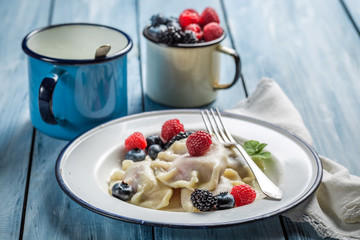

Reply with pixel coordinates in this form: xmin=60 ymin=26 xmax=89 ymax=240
xmin=146 ymin=135 xmax=164 ymax=149
xmin=112 ymin=181 xmax=134 ymax=201
xmin=166 ymin=17 xmax=181 ymax=29
xmin=215 ymin=192 xmax=235 ymax=210
xmin=150 ymin=13 xmax=168 ymax=26
xmin=147 ymin=25 xmax=167 ymax=42
xmin=125 ymin=148 xmax=146 ymax=162
xmin=148 ymin=144 xmax=163 ymax=160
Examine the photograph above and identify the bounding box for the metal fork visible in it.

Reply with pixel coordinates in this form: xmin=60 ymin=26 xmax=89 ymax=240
xmin=201 ymin=108 xmax=282 ymax=200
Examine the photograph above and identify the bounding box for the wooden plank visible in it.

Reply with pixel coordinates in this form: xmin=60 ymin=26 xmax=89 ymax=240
xmin=153 ymin=216 xmax=285 ymax=240
xmin=139 ymin=0 xmax=247 ymax=111
xmin=138 ymin=0 xmax=285 ymax=239
xmin=343 ymin=0 xmax=360 ymax=31
xmin=0 ymin=0 xmax=51 ymax=239
xmin=223 ymin=0 xmax=360 ymax=239
xmin=22 ymin=0 xmax=152 ymax=239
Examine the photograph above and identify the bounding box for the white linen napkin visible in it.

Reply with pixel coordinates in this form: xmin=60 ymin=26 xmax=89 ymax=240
xmin=226 ymin=78 xmax=360 ymax=240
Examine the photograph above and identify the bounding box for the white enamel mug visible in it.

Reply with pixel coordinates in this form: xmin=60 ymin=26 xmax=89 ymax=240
xmin=143 ymin=27 xmax=240 ymax=107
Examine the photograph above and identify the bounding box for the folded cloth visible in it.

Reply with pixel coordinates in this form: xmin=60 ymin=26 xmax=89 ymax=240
xmin=226 ymin=78 xmax=360 ymax=240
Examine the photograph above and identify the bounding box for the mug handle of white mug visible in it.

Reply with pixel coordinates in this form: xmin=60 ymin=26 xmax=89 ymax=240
xmin=38 ymin=68 xmax=64 ymax=125
xmin=213 ymin=45 xmax=240 ymax=89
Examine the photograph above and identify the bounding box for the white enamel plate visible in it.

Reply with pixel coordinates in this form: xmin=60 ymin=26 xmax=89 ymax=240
xmin=56 ymin=110 xmax=322 ymax=228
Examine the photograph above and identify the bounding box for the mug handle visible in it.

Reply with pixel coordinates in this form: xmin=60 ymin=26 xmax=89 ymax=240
xmin=38 ymin=68 xmax=64 ymax=125
xmin=213 ymin=45 xmax=241 ymax=89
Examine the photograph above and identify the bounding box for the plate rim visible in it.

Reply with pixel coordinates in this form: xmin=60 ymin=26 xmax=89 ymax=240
xmin=55 ymin=109 xmax=323 ymax=228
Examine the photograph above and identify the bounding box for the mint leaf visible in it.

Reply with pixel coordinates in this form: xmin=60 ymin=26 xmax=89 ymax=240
xmin=252 ymin=152 xmax=271 ymax=161
xmin=256 ymin=143 xmax=268 ymax=154
xmin=243 ymin=140 xmax=271 ymax=160
xmin=244 ymin=140 xmax=259 ymax=156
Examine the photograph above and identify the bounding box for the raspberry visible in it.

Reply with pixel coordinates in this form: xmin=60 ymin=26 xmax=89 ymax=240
xmin=199 ymin=7 xmax=220 ymax=27
xmin=179 ymin=9 xmax=200 ymax=28
xmin=161 ymin=119 xmax=185 ymax=142
xmin=184 ymin=23 xmax=203 ymax=40
xmin=230 ymin=184 xmax=257 ymax=207
xmin=186 ymin=130 xmax=212 ymax=156
xmin=203 ymin=22 xmax=223 ymax=42
xmin=124 ymin=132 xmax=147 ymax=151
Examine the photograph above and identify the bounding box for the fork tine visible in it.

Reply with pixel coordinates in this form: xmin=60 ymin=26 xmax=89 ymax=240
xmin=214 ymin=108 xmax=236 ymax=142
xmin=209 ymin=109 xmax=230 ymax=142
xmin=204 ymin=109 xmax=224 ymax=143
xmin=200 ymin=111 xmax=213 ymax=135
xmin=204 ymin=110 xmax=216 ymax=133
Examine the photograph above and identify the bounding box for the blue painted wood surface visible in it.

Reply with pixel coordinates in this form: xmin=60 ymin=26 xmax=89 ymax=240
xmin=1 ymin=0 xmax=360 ymax=239
xmin=343 ymin=0 xmax=360 ymax=31
xmin=0 ymin=0 xmax=50 ymax=239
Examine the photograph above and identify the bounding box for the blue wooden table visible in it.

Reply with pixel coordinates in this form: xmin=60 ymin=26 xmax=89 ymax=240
xmin=1 ymin=0 xmax=360 ymax=239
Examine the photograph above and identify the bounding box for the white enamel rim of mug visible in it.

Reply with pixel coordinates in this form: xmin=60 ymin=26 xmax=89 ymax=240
xmin=55 ymin=109 xmax=322 ymax=228
xmin=22 ymin=23 xmax=133 ymax=65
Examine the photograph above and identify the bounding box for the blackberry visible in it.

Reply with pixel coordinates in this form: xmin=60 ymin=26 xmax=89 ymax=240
xmin=190 ymin=189 xmax=218 ymax=212
xmin=181 ymin=30 xmax=198 ymax=44
xmin=164 ymin=131 xmax=193 ymax=149
xmin=160 ymin=26 xmax=182 ymax=45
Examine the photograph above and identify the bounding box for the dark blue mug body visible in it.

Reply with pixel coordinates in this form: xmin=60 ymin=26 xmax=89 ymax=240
xmin=22 ymin=23 xmax=132 ymax=140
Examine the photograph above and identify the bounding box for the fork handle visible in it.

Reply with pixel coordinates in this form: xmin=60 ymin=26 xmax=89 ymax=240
xmin=234 ymin=143 xmax=283 ymax=200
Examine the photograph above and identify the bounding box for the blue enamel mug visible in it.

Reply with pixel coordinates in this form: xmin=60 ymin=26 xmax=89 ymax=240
xmin=22 ymin=23 xmax=132 ymax=140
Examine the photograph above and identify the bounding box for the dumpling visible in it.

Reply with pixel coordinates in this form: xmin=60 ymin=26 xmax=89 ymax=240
xmin=180 ymin=188 xmax=197 ymax=212
xmin=110 ymin=158 xmax=173 ymax=209
xmin=151 ymin=137 xmax=228 ymax=191
xmin=212 ymin=168 xmax=245 ymax=195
